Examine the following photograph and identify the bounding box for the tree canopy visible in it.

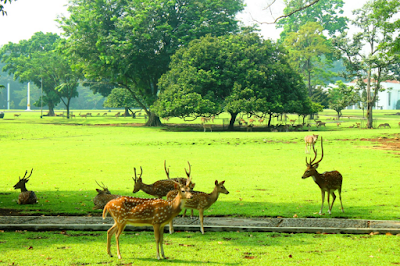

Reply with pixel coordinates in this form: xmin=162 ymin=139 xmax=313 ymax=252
xmin=153 ymin=33 xmax=310 ymax=130
xmin=59 ymin=0 xmax=244 ymax=126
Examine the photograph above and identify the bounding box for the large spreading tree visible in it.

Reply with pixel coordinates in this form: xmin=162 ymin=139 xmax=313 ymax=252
xmin=153 ymin=33 xmax=310 ymax=130
xmin=59 ymin=0 xmax=244 ymax=126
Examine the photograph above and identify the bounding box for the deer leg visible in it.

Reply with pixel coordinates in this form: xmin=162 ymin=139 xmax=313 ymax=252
xmin=106 ymin=223 xmax=118 ymax=257
xmin=319 ymin=190 xmax=325 ymax=215
xmin=182 ymin=209 xmax=187 ymax=218
xmin=329 ymin=192 xmax=337 ymax=215
xmin=190 ymin=209 xmax=194 ymax=219
xmin=169 ymin=220 xmax=174 ymax=234
xmin=153 ymin=224 xmax=165 ymax=260
xmin=159 ymin=225 xmax=166 ymax=259
xmin=338 ymin=188 xmax=344 ymax=213
xmin=327 ymin=191 xmax=331 ymax=215
xmin=115 ymin=223 xmax=127 ymax=259
xmin=199 ymin=209 xmax=205 ymax=234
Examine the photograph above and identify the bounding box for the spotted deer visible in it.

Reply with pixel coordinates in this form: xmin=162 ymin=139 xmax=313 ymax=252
xmin=93 ymin=181 xmax=121 ymax=210
xmin=103 ymin=175 xmax=193 ymax=260
xmin=132 ymin=163 xmax=194 ymax=198
xmin=163 ymin=161 xmax=195 ymax=189
xmin=302 ymin=137 xmax=344 ymax=215
xmin=13 ymin=169 xmax=37 ymax=204
xmin=167 ymin=180 xmax=229 ymax=234
xmin=304 ymin=134 xmax=318 ymax=154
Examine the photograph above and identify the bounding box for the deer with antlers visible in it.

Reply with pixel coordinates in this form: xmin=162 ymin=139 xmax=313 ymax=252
xmin=167 ymin=180 xmax=229 ymax=234
xmin=93 ymin=181 xmax=121 ymax=210
xmin=302 ymin=137 xmax=344 ymax=215
xmin=132 ymin=162 xmax=194 ymax=198
xmin=103 ymin=169 xmax=193 ymax=260
xmin=304 ymin=134 xmax=318 ymax=154
xmin=13 ymin=169 xmax=37 ymax=204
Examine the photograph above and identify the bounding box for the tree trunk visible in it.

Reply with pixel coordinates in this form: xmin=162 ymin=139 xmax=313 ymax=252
xmin=228 ymin=112 xmax=238 ymax=131
xmin=145 ymin=111 xmax=162 ymax=126
xmin=47 ymin=102 xmax=55 ymax=116
xmin=268 ymin=113 xmax=272 ymax=127
xmin=366 ymin=69 xmax=373 ymax=129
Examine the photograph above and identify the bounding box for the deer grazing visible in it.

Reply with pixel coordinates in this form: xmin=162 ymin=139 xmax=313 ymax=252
xmin=103 ymin=172 xmax=193 ymax=260
xmin=14 ymin=114 xmax=21 ymax=118
xmin=304 ymin=134 xmax=318 ymax=154
xmin=79 ymin=112 xmax=87 ymax=118
xmin=132 ymin=163 xmax=194 ymax=198
xmin=13 ymin=169 xmax=37 ymax=204
xmin=378 ymin=123 xmax=391 ymax=129
xmin=167 ymin=180 xmax=229 ymax=234
xmin=93 ymin=181 xmax=121 ymax=210
xmin=302 ymin=137 xmax=344 ymax=215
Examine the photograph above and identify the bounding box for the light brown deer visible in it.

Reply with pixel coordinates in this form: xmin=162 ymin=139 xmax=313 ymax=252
xmin=167 ymin=180 xmax=229 ymax=234
xmin=103 ymin=176 xmax=193 ymax=260
xmin=302 ymin=137 xmax=344 ymax=215
xmin=14 ymin=114 xmax=21 ymax=118
xmin=132 ymin=164 xmax=194 ymax=198
xmin=202 ymin=123 xmax=212 ymax=132
xmin=13 ymin=169 xmax=37 ymax=204
xmin=93 ymin=181 xmax=121 ymax=210
xmin=79 ymin=112 xmax=87 ymax=118
xmin=304 ymin=134 xmax=318 ymax=154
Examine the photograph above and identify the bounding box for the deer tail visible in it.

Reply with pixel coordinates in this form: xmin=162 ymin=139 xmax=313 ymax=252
xmin=102 ymin=205 xmax=108 ymax=219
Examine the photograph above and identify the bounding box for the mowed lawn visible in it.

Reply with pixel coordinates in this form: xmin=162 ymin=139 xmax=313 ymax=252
xmin=0 ymin=109 xmax=399 ymax=220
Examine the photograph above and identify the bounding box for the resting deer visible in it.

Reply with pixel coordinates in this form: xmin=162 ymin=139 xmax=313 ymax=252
xmin=167 ymin=180 xmax=229 ymax=234
xmin=93 ymin=181 xmax=121 ymax=210
xmin=302 ymin=137 xmax=344 ymax=215
xmin=304 ymin=134 xmax=318 ymax=154
xmin=13 ymin=169 xmax=37 ymax=204
xmin=132 ymin=164 xmax=194 ymax=198
xmin=103 ymin=175 xmax=193 ymax=260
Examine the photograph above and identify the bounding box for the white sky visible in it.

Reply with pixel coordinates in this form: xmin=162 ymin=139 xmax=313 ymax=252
xmin=0 ymin=0 xmax=368 ymax=46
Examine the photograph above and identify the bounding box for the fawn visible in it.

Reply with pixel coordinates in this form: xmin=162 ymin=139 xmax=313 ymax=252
xmin=304 ymin=134 xmax=318 ymax=154
xmin=167 ymin=180 xmax=229 ymax=234
xmin=93 ymin=181 xmax=121 ymax=210
xmin=302 ymin=137 xmax=344 ymax=215
xmin=103 ymin=174 xmax=193 ymax=260
xmin=13 ymin=169 xmax=37 ymax=204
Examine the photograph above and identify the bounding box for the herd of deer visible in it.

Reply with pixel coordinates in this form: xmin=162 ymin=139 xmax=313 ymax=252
xmin=13 ymin=136 xmax=344 ymax=260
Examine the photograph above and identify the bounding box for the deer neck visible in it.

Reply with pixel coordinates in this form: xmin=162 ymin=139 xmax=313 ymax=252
xmin=140 ymin=182 xmax=157 ymax=196
xmin=310 ymin=170 xmax=323 ymax=185
xmin=207 ymin=187 xmax=220 ymax=204
xmin=20 ymin=185 xmax=28 ymax=192
xmin=171 ymin=192 xmax=185 ymax=213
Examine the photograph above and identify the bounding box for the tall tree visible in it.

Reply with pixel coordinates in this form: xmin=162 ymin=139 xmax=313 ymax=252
xmin=0 ymin=32 xmax=80 ymax=117
xmin=60 ymin=0 xmax=244 ymax=126
xmin=153 ymin=33 xmax=310 ymax=130
xmin=332 ymin=1 xmax=399 ymax=128
xmin=328 ymin=80 xmax=360 ymax=119
xmin=283 ymin=22 xmax=333 ymax=97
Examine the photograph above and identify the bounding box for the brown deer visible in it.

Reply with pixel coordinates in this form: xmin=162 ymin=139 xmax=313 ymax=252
xmin=202 ymin=123 xmax=212 ymax=132
xmin=79 ymin=112 xmax=87 ymax=118
xmin=167 ymin=180 xmax=229 ymax=234
xmin=14 ymin=114 xmax=21 ymax=118
xmin=93 ymin=181 xmax=121 ymax=210
xmin=304 ymin=134 xmax=318 ymax=154
xmin=132 ymin=164 xmax=194 ymax=198
xmin=13 ymin=169 xmax=37 ymax=204
xmin=302 ymin=137 xmax=344 ymax=215
xmin=103 ymin=176 xmax=193 ymax=260
xmin=163 ymin=161 xmax=195 ymax=188
xmin=378 ymin=123 xmax=391 ymax=129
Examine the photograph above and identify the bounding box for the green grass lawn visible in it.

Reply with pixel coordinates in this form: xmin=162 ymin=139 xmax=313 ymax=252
xmin=1 ymin=230 xmax=399 ymax=265
xmin=1 ymin=109 xmax=400 ymax=220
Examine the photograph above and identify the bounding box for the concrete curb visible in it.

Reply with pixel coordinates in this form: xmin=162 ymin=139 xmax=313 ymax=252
xmin=1 ymin=216 xmax=399 ymax=234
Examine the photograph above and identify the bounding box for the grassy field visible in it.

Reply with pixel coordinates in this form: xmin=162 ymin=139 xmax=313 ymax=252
xmin=0 ymin=109 xmax=399 ymax=219
xmin=1 ymin=109 xmax=400 ymax=265
xmin=1 ymin=230 xmax=399 ymax=265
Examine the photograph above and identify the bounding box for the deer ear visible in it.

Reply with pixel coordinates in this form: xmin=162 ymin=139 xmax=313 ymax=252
xmin=221 ymin=181 xmax=225 ymax=185
xmin=215 ymin=180 xmax=218 ymax=185
xmin=174 ymin=182 xmax=179 ymax=190
xmin=96 ymin=189 xmax=101 ymax=192
xmin=314 ymin=163 xmax=319 ymax=169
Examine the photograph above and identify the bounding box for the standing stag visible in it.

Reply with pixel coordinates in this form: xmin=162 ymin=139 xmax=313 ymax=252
xmin=304 ymin=134 xmax=318 ymax=154
xmin=13 ymin=169 xmax=37 ymax=204
xmin=93 ymin=181 xmax=121 ymax=210
xmin=167 ymin=180 xmax=229 ymax=234
xmin=103 ymin=172 xmax=193 ymax=260
xmin=302 ymin=137 xmax=344 ymax=215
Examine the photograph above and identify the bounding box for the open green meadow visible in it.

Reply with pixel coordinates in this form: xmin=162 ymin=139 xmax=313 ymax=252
xmin=0 ymin=109 xmax=400 ymax=265
xmin=1 ymin=109 xmax=400 ymax=219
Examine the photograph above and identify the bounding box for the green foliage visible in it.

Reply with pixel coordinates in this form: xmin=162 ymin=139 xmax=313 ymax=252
xmin=154 ymin=33 xmax=310 ymax=129
xmin=277 ymin=0 xmax=348 ymax=39
xmin=283 ymin=22 xmax=334 ymax=96
xmin=59 ymin=0 xmax=244 ymax=125
xmin=103 ymin=88 xmax=138 ymax=109
xmin=0 ymin=0 xmax=13 ymax=16
xmin=0 ymin=32 xmax=80 ymax=117
xmin=328 ymin=80 xmax=360 ymax=119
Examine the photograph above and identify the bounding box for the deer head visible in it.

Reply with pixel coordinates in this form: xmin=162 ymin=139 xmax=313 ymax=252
xmin=302 ymin=137 xmax=324 ymax=179
xmin=95 ymin=180 xmax=112 ymax=195
xmin=132 ymin=166 xmax=143 ymax=193
xmin=13 ymin=169 xmax=34 ymax=192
